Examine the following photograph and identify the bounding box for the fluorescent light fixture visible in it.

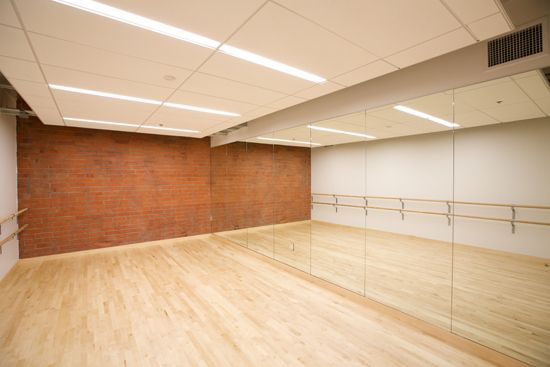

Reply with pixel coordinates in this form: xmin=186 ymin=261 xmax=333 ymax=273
xmin=163 ymin=102 xmax=240 ymax=117
xmin=308 ymin=125 xmax=376 ymax=139
xmin=50 ymin=85 xmax=162 ymax=105
xmin=64 ymin=117 xmax=139 ymax=127
xmin=219 ymin=45 xmax=326 ymax=83
xmin=257 ymin=137 xmax=321 ymax=146
xmin=140 ymin=125 xmax=199 ymax=133
xmin=393 ymin=106 xmax=459 ymax=128
xmin=52 ymin=0 xmax=220 ymax=49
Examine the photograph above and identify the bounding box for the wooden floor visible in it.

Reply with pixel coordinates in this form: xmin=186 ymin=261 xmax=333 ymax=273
xmin=0 ymin=235 xmax=509 ymax=367
xmin=220 ymin=220 xmax=549 ymax=367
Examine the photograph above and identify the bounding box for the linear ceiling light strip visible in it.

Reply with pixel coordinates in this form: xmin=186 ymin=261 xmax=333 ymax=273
xmin=52 ymin=0 xmax=220 ymax=49
xmin=64 ymin=117 xmax=200 ymax=133
xmin=307 ymin=125 xmax=376 ymax=139
xmin=257 ymin=137 xmax=321 ymax=146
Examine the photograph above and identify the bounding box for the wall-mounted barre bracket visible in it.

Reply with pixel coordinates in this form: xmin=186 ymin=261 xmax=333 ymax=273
xmin=446 ymin=201 xmax=451 ymax=214
xmin=333 ymin=194 xmax=338 ymax=204
xmin=511 ymin=204 xmax=515 ymax=220
xmin=333 ymin=204 xmax=338 ymax=213
xmin=364 ymin=207 xmax=368 ymax=216
xmin=399 ymin=198 xmax=404 ymax=209
xmin=0 ymin=223 xmax=29 ymax=255
xmin=446 ymin=213 xmax=451 ymax=226
xmin=400 ymin=210 xmax=404 ymax=220
xmin=511 ymin=219 xmax=515 ymax=234
xmin=364 ymin=197 xmax=368 ymax=207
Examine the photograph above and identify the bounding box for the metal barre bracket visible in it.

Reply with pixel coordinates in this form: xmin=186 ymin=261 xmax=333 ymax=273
xmin=446 ymin=213 xmax=451 ymax=226
xmin=446 ymin=201 xmax=451 ymax=214
xmin=511 ymin=219 xmax=515 ymax=234
xmin=333 ymin=194 xmax=338 ymax=204
xmin=400 ymin=210 xmax=404 ymax=220
xmin=511 ymin=204 xmax=515 ymax=220
xmin=333 ymin=204 xmax=338 ymax=213
xmin=399 ymin=198 xmax=404 ymax=209
xmin=364 ymin=207 xmax=368 ymax=216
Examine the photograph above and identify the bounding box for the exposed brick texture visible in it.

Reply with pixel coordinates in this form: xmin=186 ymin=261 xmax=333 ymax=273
xmin=17 ymin=118 xmax=211 ymax=258
xmin=211 ymin=142 xmax=311 ymax=233
xmin=17 ymin=119 xmax=311 ymax=258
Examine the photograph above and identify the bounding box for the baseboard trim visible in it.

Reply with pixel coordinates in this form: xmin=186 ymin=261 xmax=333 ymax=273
xmin=211 ymin=234 xmax=530 ymax=367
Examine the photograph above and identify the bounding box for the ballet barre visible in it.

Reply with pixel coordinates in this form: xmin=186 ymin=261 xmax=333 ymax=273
xmin=0 ymin=224 xmax=29 ymax=254
xmin=0 ymin=208 xmax=28 ymax=225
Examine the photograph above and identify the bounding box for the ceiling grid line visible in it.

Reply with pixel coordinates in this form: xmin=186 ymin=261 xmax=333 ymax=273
xmin=9 ymin=0 xmax=66 ymax=126
xmin=438 ymin=0 xmax=481 ymax=41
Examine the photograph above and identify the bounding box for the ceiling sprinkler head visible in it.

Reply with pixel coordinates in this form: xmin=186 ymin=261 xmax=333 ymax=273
xmin=163 ymin=75 xmax=176 ymax=81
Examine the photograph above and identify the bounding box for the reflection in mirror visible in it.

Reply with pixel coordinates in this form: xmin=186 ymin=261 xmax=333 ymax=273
xmin=210 ymin=144 xmax=228 ymax=240
xmin=224 ymin=142 xmax=248 ymax=247
xmin=272 ymin=128 xmax=311 ymax=272
xmin=310 ymin=112 xmax=367 ymax=295
xmin=245 ymin=134 xmax=274 ymax=258
xmin=363 ymin=91 xmax=454 ymax=330
xmin=452 ymin=70 xmax=550 ymax=367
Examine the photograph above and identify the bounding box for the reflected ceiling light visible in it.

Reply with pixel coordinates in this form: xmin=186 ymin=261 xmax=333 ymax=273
xmin=307 ymin=125 xmax=376 ymax=139
xmin=63 ymin=117 xmax=139 ymax=127
xmin=219 ymin=45 xmax=326 ymax=83
xmin=393 ymin=106 xmax=459 ymax=127
xmin=257 ymin=137 xmax=321 ymax=146
xmin=163 ymin=102 xmax=240 ymax=116
xmin=141 ymin=125 xmax=199 ymax=133
xmin=52 ymin=0 xmax=220 ymax=49
xmin=50 ymin=85 xmax=163 ymax=105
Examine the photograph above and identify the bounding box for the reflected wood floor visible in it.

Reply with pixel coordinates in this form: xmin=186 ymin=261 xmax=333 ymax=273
xmin=0 ymin=235 xmax=501 ymax=367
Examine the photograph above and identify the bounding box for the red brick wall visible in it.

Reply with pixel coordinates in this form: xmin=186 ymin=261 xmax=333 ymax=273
xmin=211 ymin=142 xmax=311 ymax=233
xmin=17 ymin=118 xmax=211 ymax=258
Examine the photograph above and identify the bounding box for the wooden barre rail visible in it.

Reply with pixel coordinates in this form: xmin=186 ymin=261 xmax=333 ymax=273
xmin=0 ymin=224 xmax=29 ymax=248
xmin=311 ymin=194 xmax=550 ymax=210
xmin=311 ymin=202 xmax=550 ymax=226
xmin=0 ymin=208 xmax=28 ymax=225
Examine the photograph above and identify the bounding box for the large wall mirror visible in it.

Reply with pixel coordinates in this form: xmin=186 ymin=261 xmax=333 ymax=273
xmin=210 ymin=69 xmax=550 ymax=367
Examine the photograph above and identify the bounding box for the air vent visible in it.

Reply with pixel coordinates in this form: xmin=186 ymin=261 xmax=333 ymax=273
xmin=488 ymin=23 xmax=543 ymax=67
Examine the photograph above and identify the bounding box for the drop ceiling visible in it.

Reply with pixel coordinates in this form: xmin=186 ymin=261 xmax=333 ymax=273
xmin=247 ymin=70 xmax=550 ymax=147
xmin=0 ymin=0 xmax=513 ymax=138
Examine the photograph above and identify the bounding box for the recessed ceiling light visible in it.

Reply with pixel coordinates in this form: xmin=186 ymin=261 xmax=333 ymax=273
xmin=164 ymin=102 xmax=240 ymax=116
xmin=307 ymin=125 xmax=376 ymax=139
xmin=219 ymin=45 xmax=326 ymax=83
xmin=50 ymin=84 xmax=163 ymax=105
xmin=140 ymin=125 xmax=199 ymax=133
xmin=393 ymin=105 xmax=459 ymax=127
xmin=257 ymin=137 xmax=321 ymax=146
xmin=64 ymin=117 xmax=140 ymax=127
xmin=52 ymin=0 xmax=220 ymax=49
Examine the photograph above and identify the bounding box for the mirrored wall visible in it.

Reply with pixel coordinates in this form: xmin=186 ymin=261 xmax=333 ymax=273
xmin=210 ymin=70 xmax=550 ymax=367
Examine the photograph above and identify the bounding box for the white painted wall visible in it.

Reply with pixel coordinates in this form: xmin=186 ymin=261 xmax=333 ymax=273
xmin=312 ymin=118 xmax=550 ymax=258
xmin=0 ymin=113 xmax=18 ymax=281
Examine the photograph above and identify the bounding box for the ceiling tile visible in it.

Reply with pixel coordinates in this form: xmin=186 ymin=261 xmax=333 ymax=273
xmin=224 ymin=2 xmax=378 ymax=79
xmin=384 ymin=28 xmax=474 ymax=69
xmin=29 ymin=34 xmax=193 ymax=88
xmin=513 ymin=75 xmax=550 ymax=100
xmin=368 ymin=105 xmax=416 ymax=123
xmin=32 ymin=106 xmax=64 ymax=126
xmin=294 ymin=81 xmax=345 ymax=100
xmin=468 ymin=13 xmax=511 ymax=41
xmin=374 ymin=122 xmax=429 ymax=136
xmin=275 ymin=0 xmax=462 ymax=58
xmin=535 ymin=98 xmax=550 ymax=115
xmin=144 ymin=110 xmax=230 ymax=132
xmin=21 ymin=94 xmax=57 ymax=109
xmin=135 ymin=126 xmax=197 ymax=138
xmin=41 ymin=65 xmax=175 ymax=101
xmin=399 ymin=119 xmax=454 ymax=132
xmin=14 ymin=0 xmax=213 ymax=70
xmin=274 ymin=126 xmax=311 ymax=141
xmin=194 ymin=106 xmax=278 ymax=138
xmin=510 ymin=71 xmax=538 ymax=80
xmin=150 ymin=104 xmax=231 ymax=124
xmin=101 ymin=0 xmax=265 ymax=41
xmin=331 ymin=60 xmax=398 ymax=87
xmin=452 ymin=110 xmax=500 ymax=127
xmin=166 ymin=90 xmax=260 ymax=116
xmin=65 ymin=119 xmax=138 ymax=132
xmin=0 ymin=25 xmax=35 ymax=60
xmin=482 ymin=101 xmax=545 ymax=122
xmin=37 ymin=115 xmax=64 ymax=126
xmin=266 ymin=95 xmax=307 ymax=110
xmin=454 ymin=80 xmax=530 ymax=110
xmin=0 ymin=57 xmax=44 ymax=82
xmin=199 ymin=52 xmax=315 ymax=95
xmin=443 ymin=0 xmax=500 ymax=24
xmin=400 ymin=92 xmax=456 ymax=117
xmin=312 ymin=133 xmax=366 ymax=146
xmin=0 ymin=1 xmax=21 ymax=28
xmin=8 ymin=79 xmax=51 ymax=98
xmin=365 ymin=128 xmax=402 ymax=139
xmin=180 ymin=72 xmax=286 ymax=106
xmin=454 ymin=76 xmax=509 ymax=93
xmin=334 ymin=113 xmax=367 ymax=127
